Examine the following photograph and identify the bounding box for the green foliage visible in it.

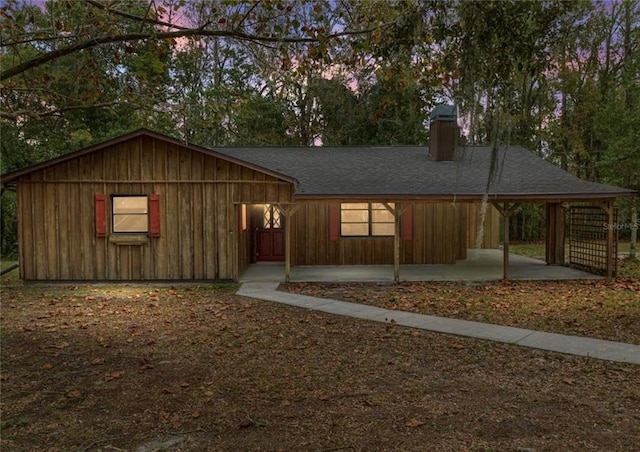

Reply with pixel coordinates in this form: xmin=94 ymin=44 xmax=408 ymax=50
xmin=1 ymin=191 xmax=18 ymax=259
xmin=439 ymin=0 xmax=578 ymax=148
xmin=511 ymin=204 xmax=546 ymax=242
xmin=232 ymin=92 xmax=294 ymax=146
xmin=1 ymin=0 xmax=637 ymax=162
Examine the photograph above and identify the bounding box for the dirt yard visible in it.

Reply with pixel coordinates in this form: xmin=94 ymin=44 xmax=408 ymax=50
xmin=1 ymin=282 xmax=639 ymax=451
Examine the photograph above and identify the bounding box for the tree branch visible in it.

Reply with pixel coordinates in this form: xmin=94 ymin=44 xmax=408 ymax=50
xmin=235 ymin=1 xmax=261 ymax=30
xmin=1 ymin=101 xmax=125 ymax=120
xmin=83 ymin=0 xmax=191 ymax=31
xmin=1 ymin=23 xmax=393 ymax=82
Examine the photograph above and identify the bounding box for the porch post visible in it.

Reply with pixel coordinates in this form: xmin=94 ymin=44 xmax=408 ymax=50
xmin=394 ymin=206 xmax=401 ymax=283
xmin=278 ymin=203 xmax=300 ymax=283
xmin=383 ymin=202 xmax=408 ymax=283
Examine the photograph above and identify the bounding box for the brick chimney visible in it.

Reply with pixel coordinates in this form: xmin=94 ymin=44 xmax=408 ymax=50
xmin=429 ymin=104 xmax=457 ymax=161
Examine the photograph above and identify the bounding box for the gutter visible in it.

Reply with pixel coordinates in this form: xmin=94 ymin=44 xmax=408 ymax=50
xmin=292 ymin=192 xmax=637 ymax=203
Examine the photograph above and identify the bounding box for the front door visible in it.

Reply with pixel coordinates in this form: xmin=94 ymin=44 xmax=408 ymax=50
xmin=257 ymin=204 xmax=285 ymax=261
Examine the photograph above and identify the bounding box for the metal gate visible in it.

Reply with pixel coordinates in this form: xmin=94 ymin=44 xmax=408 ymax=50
xmin=569 ymin=205 xmax=617 ymax=276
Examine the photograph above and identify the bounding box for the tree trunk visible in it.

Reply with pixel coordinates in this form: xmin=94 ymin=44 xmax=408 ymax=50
xmin=631 ymin=198 xmax=638 ymax=260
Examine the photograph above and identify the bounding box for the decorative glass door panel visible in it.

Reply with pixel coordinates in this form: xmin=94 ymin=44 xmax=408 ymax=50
xmin=257 ymin=205 xmax=285 ymax=261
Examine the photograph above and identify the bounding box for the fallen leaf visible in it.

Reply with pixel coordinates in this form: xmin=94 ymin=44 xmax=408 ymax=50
xmin=105 ymin=371 xmax=125 ymax=382
xmin=406 ymin=418 xmax=425 ymax=428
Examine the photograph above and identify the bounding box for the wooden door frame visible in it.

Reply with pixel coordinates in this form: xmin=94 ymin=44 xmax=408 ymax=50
xmin=254 ymin=204 xmax=286 ymax=262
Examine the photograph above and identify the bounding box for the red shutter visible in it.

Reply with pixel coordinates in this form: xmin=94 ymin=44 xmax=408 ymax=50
xmin=95 ymin=194 xmax=107 ymax=237
xmin=149 ymin=194 xmax=161 ymax=238
xmin=402 ymin=205 xmax=413 ymax=241
xmin=329 ymin=203 xmax=339 ymax=242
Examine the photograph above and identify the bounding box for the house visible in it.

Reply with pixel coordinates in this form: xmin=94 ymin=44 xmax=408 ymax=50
xmin=1 ymin=108 xmax=635 ymax=281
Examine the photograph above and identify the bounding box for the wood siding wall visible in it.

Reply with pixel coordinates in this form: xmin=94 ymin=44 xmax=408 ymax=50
xmin=16 ymin=136 xmax=292 ymax=280
xmin=290 ymin=202 xmax=498 ymax=266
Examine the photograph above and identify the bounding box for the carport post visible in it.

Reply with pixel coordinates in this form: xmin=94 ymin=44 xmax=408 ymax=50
xmin=493 ymin=202 xmax=520 ymax=282
xmin=598 ymin=200 xmax=615 ymax=279
xmin=503 ymin=204 xmax=510 ymax=281
xmin=545 ymin=202 xmax=565 ymax=265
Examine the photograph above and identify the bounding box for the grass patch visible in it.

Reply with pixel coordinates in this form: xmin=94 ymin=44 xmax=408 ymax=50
xmin=0 ymin=261 xmax=21 ymax=286
xmin=618 ymin=257 xmax=640 ymax=278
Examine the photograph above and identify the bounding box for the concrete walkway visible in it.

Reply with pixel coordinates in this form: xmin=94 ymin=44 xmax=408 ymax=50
xmin=237 ymin=282 xmax=640 ymax=365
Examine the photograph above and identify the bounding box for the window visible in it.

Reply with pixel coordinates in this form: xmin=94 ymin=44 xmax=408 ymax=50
xmin=112 ymin=195 xmax=148 ymax=233
xmin=263 ymin=204 xmax=282 ymax=229
xmin=341 ymin=203 xmax=395 ymax=237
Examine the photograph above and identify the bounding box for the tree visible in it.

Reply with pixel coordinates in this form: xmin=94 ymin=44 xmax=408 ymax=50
xmin=0 ymin=0 xmax=398 ymax=120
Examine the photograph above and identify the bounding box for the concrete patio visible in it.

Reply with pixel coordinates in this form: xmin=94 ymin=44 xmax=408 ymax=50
xmin=239 ymin=249 xmax=602 ymax=283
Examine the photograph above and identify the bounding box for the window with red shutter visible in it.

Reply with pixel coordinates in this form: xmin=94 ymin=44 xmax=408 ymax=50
xmin=108 ymin=194 xmax=160 ymax=238
xmin=339 ymin=203 xmax=395 ymax=237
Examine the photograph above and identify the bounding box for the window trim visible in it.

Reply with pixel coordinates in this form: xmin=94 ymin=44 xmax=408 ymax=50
xmin=340 ymin=202 xmax=395 ymax=238
xmin=111 ymin=194 xmax=149 ymax=234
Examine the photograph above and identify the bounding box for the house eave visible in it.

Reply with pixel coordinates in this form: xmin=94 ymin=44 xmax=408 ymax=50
xmin=293 ymin=191 xmax=637 ymax=203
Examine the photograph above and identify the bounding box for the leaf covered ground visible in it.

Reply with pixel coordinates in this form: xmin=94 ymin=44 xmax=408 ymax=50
xmin=1 ymin=282 xmax=639 ymax=451
xmin=283 ymin=274 xmax=640 ymax=345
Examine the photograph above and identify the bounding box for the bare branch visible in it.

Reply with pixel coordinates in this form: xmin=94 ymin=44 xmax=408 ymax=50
xmin=83 ymin=0 xmax=191 ymax=31
xmin=3 ymin=33 xmax=88 ymax=46
xmin=235 ymin=1 xmax=261 ymax=30
xmin=1 ymin=101 xmax=125 ymax=120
